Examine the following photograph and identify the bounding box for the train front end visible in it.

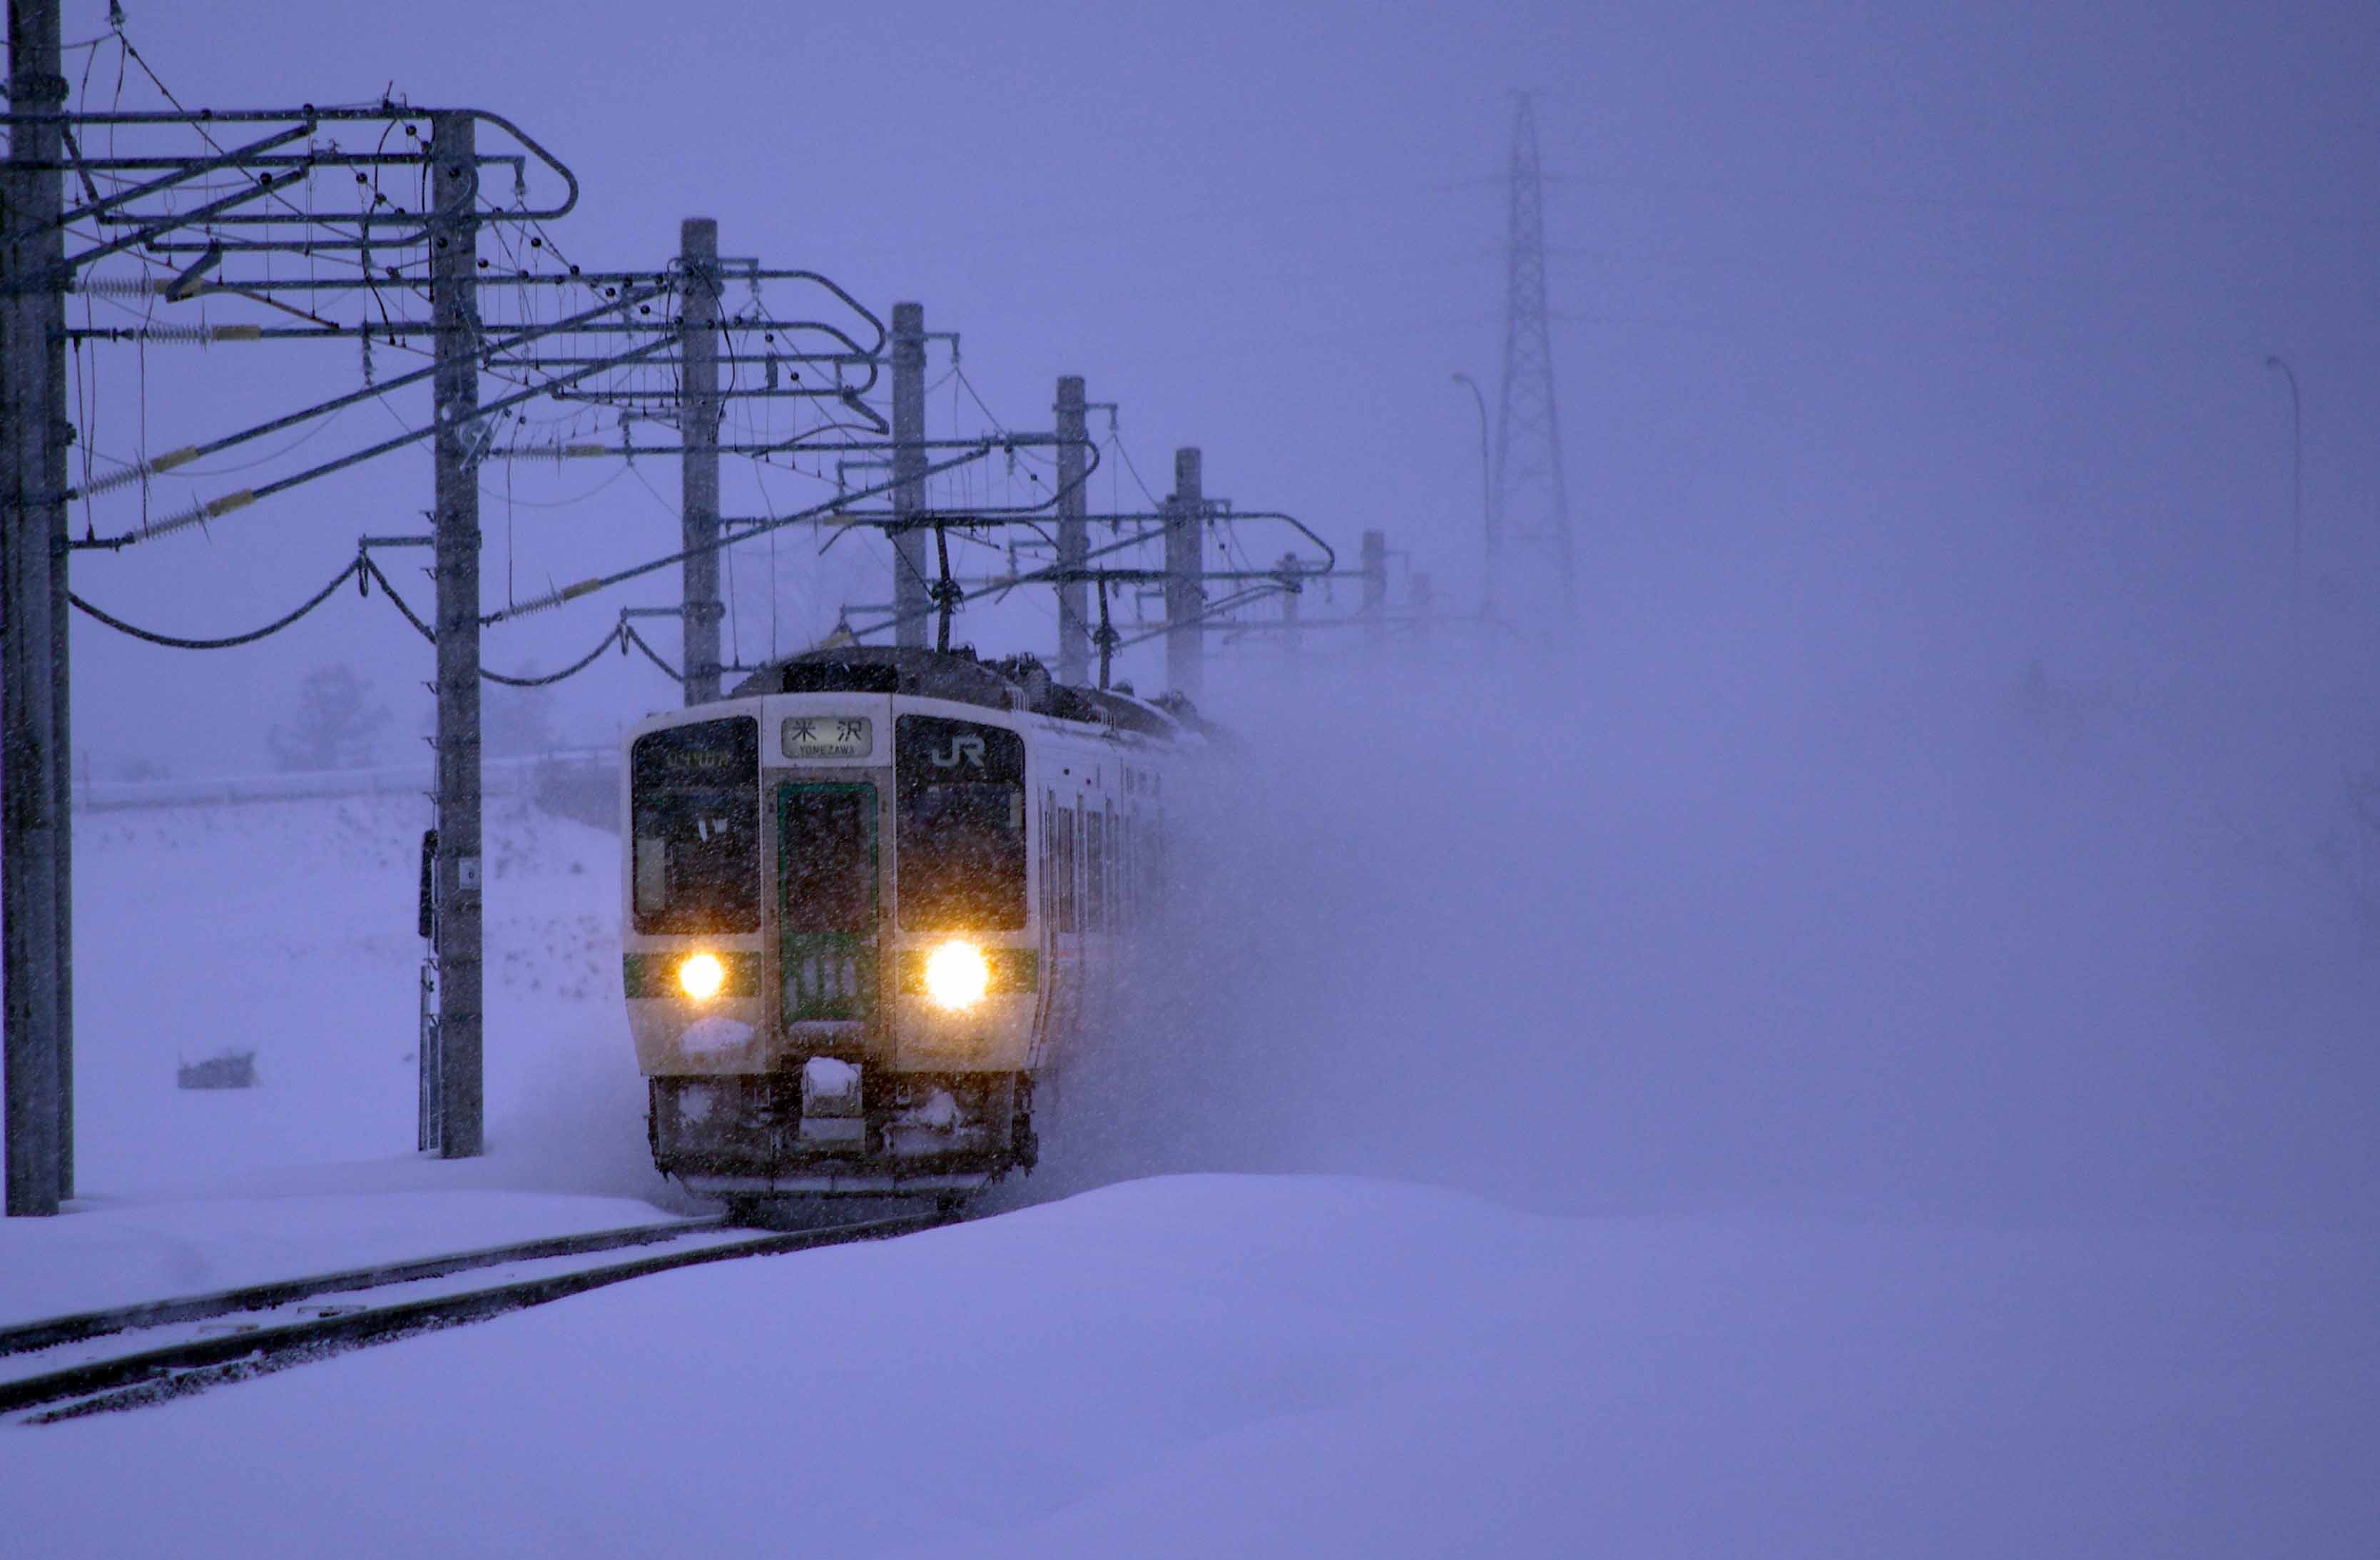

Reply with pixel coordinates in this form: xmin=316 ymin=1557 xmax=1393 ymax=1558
xmin=622 ymin=692 xmax=1039 ymax=1201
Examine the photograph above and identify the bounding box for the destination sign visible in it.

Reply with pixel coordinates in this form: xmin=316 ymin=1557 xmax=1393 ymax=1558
xmin=782 ymin=714 xmax=874 ymax=760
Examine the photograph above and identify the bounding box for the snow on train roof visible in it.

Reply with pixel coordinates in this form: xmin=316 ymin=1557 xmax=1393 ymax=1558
xmin=723 ymin=645 xmax=1208 ymax=743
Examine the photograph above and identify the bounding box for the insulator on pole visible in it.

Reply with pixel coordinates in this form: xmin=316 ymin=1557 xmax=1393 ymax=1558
xmin=138 ymin=487 xmax=255 ymax=542
xmin=507 ymin=577 xmax=603 ymax=617
xmin=77 ymin=443 xmax=201 ymax=499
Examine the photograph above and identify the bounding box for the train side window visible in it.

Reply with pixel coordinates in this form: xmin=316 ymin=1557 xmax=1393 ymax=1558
xmin=1055 ymin=806 xmax=1075 ymax=933
xmin=1110 ymin=806 xmax=1124 ymax=930
xmin=1086 ymin=811 xmax=1105 ymax=933
xmin=1039 ymin=790 xmax=1055 ymax=929
xmin=1143 ymin=815 xmax=1165 ymax=909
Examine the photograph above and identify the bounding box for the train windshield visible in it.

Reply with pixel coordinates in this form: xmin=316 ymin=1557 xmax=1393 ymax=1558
xmin=895 ymin=715 xmax=1027 ymax=931
xmin=630 ymin=717 xmax=760 ymax=935
xmin=780 ymin=785 xmax=876 ymax=933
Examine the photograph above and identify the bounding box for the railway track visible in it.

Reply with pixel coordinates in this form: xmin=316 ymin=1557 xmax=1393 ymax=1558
xmin=0 ymin=1208 xmax=950 ymax=1424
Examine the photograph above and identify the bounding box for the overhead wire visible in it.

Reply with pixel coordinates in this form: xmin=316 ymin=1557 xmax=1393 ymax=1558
xmin=360 ymin=554 xmax=652 ymax=689
xmin=56 ymin=59 xmax=906 ymax=693
xmin=69 ymin=557 xmax=362 ymax=649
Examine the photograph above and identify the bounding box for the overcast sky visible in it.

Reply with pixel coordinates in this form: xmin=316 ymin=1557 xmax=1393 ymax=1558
xmin=24 ymin=0 xmax=2380 ymax=773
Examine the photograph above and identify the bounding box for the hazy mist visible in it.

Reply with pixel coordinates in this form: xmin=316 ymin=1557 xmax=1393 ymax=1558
xmin=1045 ymin=622 xmax=2379 ymax=1229
xmin=46 ymin=0 xmax=2379 ymax=779
xmin=17 ymin=1 xmax=2380 ymax=1228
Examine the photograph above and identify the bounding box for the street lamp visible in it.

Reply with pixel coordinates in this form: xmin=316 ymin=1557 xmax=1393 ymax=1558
xmin=2264 ymin=354 xmax=2302 ymax=604
xmin=1451 ymin=373 xmax=1492 ymax=611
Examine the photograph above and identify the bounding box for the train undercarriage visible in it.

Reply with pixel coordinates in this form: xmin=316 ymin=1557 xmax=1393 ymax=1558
xmin=649 ymin=1068 xmax=1037 ymax=1203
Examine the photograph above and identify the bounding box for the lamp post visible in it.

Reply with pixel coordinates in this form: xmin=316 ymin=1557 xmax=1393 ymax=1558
xmin=1451 ymin=373 xmax=1492 ymax=612
xmin=2264 ymin=354 xmax=2302 ymax=604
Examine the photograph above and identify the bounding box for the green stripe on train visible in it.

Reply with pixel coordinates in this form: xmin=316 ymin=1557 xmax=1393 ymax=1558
xmin=622 ymin=951 xmax=765 ymax=999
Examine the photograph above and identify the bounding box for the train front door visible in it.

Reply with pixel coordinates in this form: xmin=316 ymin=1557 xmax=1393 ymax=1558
xmin=777 ymin=784 xmax=880 ymax=1032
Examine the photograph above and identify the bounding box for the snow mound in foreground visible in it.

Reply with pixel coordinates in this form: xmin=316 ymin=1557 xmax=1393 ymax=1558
xmin=5 ymin=1174 xmax=2374 ymax=1559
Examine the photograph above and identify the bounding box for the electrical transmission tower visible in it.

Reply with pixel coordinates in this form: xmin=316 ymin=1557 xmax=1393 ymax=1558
xmin=1486 ymin=93 xmax=1574 ymax=632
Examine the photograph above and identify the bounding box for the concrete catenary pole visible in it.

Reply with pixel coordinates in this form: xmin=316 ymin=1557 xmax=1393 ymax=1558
xmin=1054 ymin=375 xmax=1089 ymax=684
xmin=679 ymin=218 xmax=723 ymax=702
xmin=3 ymin=0 xmax=68 ymax=1215
xmin=427 ymin=111 xmax=484 ymax=1158
xmin=890 ymin=303 xmax=930 ymax=648
xmin=1164 ymin=447 xmax=1204 ymax=704
xmin=41 ymin=0 xmax=72 ymax=1202
xmin=48 ymin=236 xmax=69 ymax=1202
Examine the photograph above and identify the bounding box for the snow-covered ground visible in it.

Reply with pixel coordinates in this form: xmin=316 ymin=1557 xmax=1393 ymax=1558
xmin=6 ymin=653 xmax=2380 ymax=1556
xmin=4 ymin=1174 xmax=2374 ymax=1559
xmin=69 ymin=790 xmax=662 ymax=1201
xmin=0 ymin=1190 xmax=687 ymax=1326
xmin=3 ymin=791 xmax=691 ymax=1320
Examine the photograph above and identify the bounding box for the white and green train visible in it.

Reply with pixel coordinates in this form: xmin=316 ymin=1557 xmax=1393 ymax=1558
xmin=621 ymin=646 xmax=1204 ymax=1206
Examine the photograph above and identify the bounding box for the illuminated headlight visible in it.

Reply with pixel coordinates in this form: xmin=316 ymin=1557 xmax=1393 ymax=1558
xmin=676 ymin=952 xmax=726 ymax=1002
xmin=922 ymin=941 xmax=990 ymax=1011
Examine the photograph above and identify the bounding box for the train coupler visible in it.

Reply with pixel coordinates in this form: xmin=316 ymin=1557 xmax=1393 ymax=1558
xmin=798 ymin=1057 xmax=865 ymax=1148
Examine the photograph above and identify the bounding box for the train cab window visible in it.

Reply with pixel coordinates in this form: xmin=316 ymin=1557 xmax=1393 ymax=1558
xmin=631 ymin=717 xmax=760 ymax=935
xmin=895 ymin=716 xmax=1027 ymax=931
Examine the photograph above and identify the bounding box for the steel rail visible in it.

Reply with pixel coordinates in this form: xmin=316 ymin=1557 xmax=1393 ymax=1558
xmin=2 ymin=1210 xmax=950 ymax=1421
xmin=0 ymin=1214 xmax=727 ymax=1359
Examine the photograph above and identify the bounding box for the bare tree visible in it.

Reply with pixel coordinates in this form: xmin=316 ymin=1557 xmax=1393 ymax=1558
xmin=268 ymin=664 xmax=391 ymax=771
xmin=484 ymin=673 xmax=560 ymax=759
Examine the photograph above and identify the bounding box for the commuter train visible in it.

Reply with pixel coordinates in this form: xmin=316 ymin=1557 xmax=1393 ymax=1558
xmin=621 ymin=645 xmax=1204 ymax=1207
